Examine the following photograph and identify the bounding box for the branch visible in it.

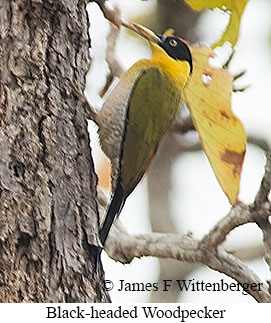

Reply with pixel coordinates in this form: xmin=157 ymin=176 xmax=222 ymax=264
xmin=104 ymin=219 xmax=271 ymax=302
xmin=200 ymin=203 xmax=253 ymax=248
xmin=248 ymin=136 xmax=270 ymax=152
xmin=203 ymin=247 xmax=270 ymax=302
xmin=252 ymin=152 xmax=271 ymax=291
xmin=98 ymin=154 xmax=271 ymax=302
xmin=254 ymin=152 xmax=271 ymax=206
xmin=70 ymin=84 xmax=98 ymax=122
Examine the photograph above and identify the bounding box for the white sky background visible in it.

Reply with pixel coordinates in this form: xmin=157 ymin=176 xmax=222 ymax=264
xmin=86 ymin=0 xmax=271 ymax=303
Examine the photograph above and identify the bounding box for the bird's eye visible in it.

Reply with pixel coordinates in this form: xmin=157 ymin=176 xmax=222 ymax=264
xmin=169 ymin=39 xmax=177 ymax=47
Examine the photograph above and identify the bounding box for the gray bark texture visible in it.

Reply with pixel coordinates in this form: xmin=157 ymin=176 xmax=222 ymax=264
xmin=0 ymin=0 xmax=108 ymax=302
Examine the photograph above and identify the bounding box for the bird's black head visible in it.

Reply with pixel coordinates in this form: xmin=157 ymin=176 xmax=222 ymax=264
xmin=158 ymin=34 xmax=193 ymax=74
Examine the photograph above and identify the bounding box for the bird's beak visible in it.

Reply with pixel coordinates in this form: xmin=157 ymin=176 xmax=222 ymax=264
xmin=127 ymin=23 xmax=161 ymax=44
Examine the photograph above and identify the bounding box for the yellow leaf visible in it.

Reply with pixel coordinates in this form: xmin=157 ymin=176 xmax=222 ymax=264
xmin=164 ymin=28 xmax=175 ymax=36
xmin=184 ymin=45 xmax=247 ymax=204
xmin=185 ymin=0 xmax=250 ymax=48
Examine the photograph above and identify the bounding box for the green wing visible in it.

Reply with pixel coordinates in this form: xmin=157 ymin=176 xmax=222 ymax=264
xmin=120 ymin=67 xmax=181 ymax=197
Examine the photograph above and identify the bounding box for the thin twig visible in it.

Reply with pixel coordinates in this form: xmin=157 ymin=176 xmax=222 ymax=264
xmin=92 ymin=0 xmax=139 ymax=32
xmin=70 ymin=83 xmax=98 ymax=122
xmin=254 ymin=152 xmax=271 ymax=206
xmin=92 ymin=0 xmax=122 ymax=28
xmin=200 ymin=203 xmax=253 ymax=248
xmin=99 ymin=6 xmax=123 ymax=98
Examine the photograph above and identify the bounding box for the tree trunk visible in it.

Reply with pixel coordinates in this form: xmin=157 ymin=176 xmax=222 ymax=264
xmin=0 ymin=0 xmax=108 ymax=302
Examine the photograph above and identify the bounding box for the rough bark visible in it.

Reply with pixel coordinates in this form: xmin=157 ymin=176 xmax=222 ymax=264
xmin=0 ymin=0 xmax=108 ymax=302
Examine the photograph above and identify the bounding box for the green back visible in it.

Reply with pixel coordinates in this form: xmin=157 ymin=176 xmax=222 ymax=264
xmin=120 ymin=67 xmax=181 ymax=197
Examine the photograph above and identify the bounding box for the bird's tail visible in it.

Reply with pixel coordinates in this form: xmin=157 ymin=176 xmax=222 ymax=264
xmin=99 ymin=181 xmax=124 ymax=245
